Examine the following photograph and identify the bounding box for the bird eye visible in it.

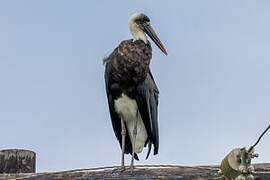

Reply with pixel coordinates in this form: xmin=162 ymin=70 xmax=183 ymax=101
xmin=143 ymin=16 xmax=150 ymax=22
xmin=135 ymin=19 xmax=144 ymax=24
xmin=134 ymin=19 xmax=141 ymax=23
xmin=135 ymin=15 xmax=150 ymax=24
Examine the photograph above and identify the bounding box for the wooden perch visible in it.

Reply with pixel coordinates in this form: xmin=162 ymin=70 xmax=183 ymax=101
xmin=0 ymin=149 xmax=36 ymax=174
xmin=0 ymin=163 xmax=269 ymax=180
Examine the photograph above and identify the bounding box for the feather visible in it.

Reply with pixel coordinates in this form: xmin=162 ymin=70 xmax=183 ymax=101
xmin=135 ymin=72 xmax=159 ymax=158
xmin=104 ymin=38 xmax=158 ymax=160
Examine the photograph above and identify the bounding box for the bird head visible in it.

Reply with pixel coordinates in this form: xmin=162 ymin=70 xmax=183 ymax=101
xmin=128 ymin=13 xmax=167 ymax=55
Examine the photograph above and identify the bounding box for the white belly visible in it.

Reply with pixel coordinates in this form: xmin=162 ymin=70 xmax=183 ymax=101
xmin=114 ymin=93 xmax=148 ymax=154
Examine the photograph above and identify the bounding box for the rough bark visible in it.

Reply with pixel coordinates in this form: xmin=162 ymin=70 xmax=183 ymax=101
xmin=0 ymin=163 xmax=269 ymax=180
xmin=0 ymin=149 xmax=36 ymax=174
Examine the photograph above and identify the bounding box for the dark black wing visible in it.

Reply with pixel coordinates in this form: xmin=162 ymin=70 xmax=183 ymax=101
xmin=135 ymin=71 xmax=159 ymax=159
xmin=104 ymin=67 xmax=139 ymax=160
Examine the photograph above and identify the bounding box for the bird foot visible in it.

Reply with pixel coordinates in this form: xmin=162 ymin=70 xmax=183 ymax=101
xmin=128 ymin=165 xmax=137 ymax=174
xmin=130 ymin=166 xmax=134 ymax=174
xmin=112 ymin=166 xmax=126 ymax=173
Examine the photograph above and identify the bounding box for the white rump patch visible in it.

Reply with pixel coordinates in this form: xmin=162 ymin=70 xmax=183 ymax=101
xmin=114 ymin=93 xmax=148 ymax=153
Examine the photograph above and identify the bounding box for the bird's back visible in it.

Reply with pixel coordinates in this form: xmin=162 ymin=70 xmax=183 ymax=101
xmin=104 ymin=39 xmax=152 ymax=96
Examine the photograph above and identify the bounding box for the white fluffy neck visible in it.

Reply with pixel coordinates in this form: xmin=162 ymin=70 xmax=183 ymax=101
xmin=128 ymin=14 xmax=148 ymax=44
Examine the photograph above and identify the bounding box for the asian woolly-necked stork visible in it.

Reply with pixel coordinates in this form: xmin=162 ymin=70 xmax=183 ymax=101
xmin=104 ymin=13 xmax=167 ymax=171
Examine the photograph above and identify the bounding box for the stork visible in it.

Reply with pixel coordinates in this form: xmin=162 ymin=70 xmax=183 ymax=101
xmin=104 ymin=13 xmax=167 ymax=171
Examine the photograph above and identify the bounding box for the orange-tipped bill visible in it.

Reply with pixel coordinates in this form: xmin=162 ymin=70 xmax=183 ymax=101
xmin=144 ymin=24 xmax=167 ymax=55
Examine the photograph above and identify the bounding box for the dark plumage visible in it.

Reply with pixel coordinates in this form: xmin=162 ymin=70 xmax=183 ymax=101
xmin=104 ymin=13 xmax=166 ymax=170
xmin=104 ymin=39 xmax=159 ymax=160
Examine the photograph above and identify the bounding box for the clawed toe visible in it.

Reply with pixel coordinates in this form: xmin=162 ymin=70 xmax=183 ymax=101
xmin=112 ymin=166 xmax=126 ymax=173
xmin=112 ymin=166 xmax=137 ymax=174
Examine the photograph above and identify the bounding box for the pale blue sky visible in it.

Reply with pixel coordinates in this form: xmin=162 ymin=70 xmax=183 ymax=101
xmin=1 ymin=1 xmax=270 ymax=172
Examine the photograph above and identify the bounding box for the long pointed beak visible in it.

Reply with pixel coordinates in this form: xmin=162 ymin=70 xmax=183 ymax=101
xmin=144 ymin=24 xmax=167 ymax=55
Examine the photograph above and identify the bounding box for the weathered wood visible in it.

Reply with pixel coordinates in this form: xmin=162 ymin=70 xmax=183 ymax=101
xmin=0 ymin=163 xmax=269 ymax=180
xmin=0 ymin=149 xmax=36 ymax=174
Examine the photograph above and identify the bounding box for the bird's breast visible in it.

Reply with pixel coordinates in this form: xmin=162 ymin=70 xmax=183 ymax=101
xmin=105 ymin=39 xmax=152 ymax=89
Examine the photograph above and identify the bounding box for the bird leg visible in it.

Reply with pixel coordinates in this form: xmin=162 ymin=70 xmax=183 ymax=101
xmin=121 ymin=117 xmax=126 ymax=170
xmin=130 ymin=112 xmax=138 ymax=172
xmin=113 ymin=117 xmax=126 ymax=173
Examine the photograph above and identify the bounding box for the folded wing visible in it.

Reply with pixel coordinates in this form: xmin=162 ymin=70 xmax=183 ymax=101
xmin=135 ymin=71 xmax=159 ymax=159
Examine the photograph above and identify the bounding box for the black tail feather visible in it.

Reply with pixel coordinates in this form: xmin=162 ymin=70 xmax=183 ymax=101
xmin=134 ymin=153 xmax=139 ymax=161
xmin=146 ymin=141 xmax=152 ymax=159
